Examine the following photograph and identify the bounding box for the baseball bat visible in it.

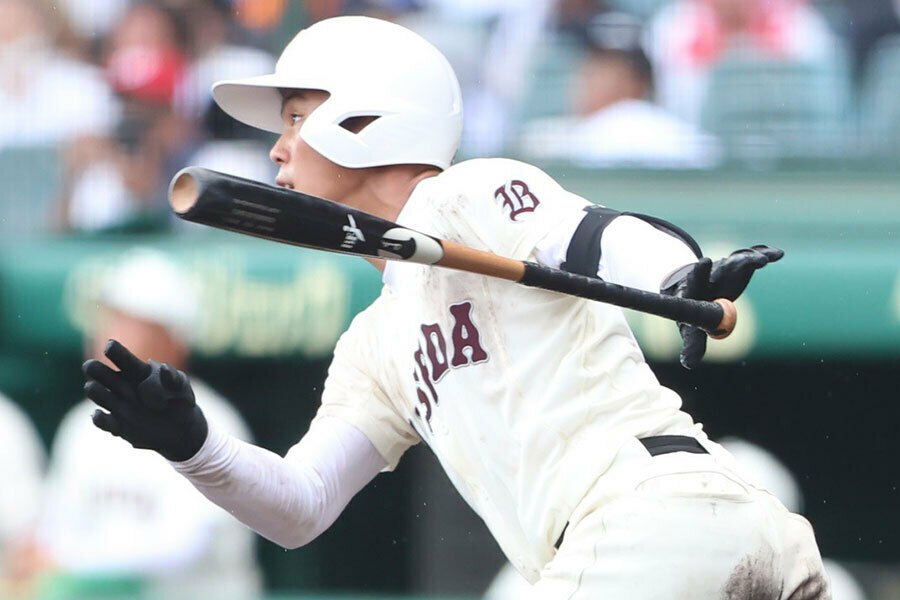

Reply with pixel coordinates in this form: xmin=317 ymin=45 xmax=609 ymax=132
xmin=169 ymin=167 xmax=736 ymax=338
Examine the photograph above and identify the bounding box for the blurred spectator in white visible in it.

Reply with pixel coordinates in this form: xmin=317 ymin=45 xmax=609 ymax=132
xmin=516 ymin=13 xmax=721 ymax=169
xmin=61 ymin=2 xmax=191 ymax=231
xmin=0 ymin=0 xmax=119 ymax=149
xmin=35 ymin=249 xmax=261 ymax=600
xmin=485 ymin=437 xmax=867 ymax=600
xmin=177 ymin=0 xmax=277 ymax=185
xmin=57 ymin=0 xmax=132 ymax=44
xmin=395 ymin=0 xmax=555 ymax=156
xmin=644 ymin=0 xmax=837 ymax=125
xmin=0 ymin=392 xmax=45 ymax=596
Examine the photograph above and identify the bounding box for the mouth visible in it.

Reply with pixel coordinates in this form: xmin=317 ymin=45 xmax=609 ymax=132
xmin=275 ymin=176 xmax=294 ymax=190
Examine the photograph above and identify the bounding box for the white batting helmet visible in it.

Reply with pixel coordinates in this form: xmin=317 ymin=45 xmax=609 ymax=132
xmin=211 ymin=16 xmax=463 ymax=170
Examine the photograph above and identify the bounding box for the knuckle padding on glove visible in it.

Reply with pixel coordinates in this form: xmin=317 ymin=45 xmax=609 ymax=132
xmin=84 ymin=380 xmax=124 ymax=412
xmin=83 ymin=360 xmax=135 ymax=400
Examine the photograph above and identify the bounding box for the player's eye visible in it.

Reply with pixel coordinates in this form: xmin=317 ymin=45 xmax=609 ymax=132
xmin=291 ymin=114 xmax=303 ymax=125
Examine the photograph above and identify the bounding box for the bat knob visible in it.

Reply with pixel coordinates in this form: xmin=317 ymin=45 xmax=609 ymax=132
xmin=169 ymin=168 xmax=201 ymax=215
xmin=709 ymin=298 xmax=737 ymax=339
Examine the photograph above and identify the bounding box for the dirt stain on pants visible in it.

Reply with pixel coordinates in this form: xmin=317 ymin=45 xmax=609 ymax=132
xmin=724 ymin=551 xmax=830 ymax=600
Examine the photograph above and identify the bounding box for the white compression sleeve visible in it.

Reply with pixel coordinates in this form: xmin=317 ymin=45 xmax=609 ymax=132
xmin=534 ymin=212 xmax=697 ymax=292
xmin=598 ymin=215 xmax=698 ymax=292
xmin=171 ymin=416 xmax=387 ymax=549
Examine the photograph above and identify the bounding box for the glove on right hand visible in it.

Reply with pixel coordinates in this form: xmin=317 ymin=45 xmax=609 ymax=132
xmin=663 ymin=245 xmax=784 ymax=369
xmin=82 ymin=339 xmax=208 ymax=462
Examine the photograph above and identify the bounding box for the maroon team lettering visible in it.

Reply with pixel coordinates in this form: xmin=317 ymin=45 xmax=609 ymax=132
xmin=494 ymin=179 xmax=540 ymax=222
xmin=412 ymin=301 xmax=488 ymax=423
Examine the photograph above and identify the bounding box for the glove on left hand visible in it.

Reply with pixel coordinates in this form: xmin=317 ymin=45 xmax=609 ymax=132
xmin=82 ymin=339 xmax=208 ymax=462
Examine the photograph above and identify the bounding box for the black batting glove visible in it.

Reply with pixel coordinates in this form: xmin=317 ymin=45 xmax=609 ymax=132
xmin=662 ymin=245 xmax=784 ymax=369
xmin=82 ymin=339 xmax=208 ymax=462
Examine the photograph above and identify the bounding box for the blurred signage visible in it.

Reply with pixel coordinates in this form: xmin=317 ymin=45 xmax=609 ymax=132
xmin=1 ymin=162 xmax=899 ymax=362
xmin=62 ymin=249 xmax=356 ymax=357
xmin=0 ymin=235 xmax=382 ymax=359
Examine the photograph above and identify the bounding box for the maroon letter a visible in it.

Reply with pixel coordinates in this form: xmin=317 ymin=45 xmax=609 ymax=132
xmin=449 ymin=302 xmax=488 ymax=367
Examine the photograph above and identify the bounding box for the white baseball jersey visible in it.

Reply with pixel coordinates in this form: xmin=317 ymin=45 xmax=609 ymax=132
xmin=39 ymin=380 xmax=262 ymax=599
xmin=315 ymin=158 xmax=703 ymax=581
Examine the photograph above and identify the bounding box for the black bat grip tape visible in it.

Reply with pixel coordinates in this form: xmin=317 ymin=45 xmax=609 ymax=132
xmin=520 ymin=262 xmax=725 ymax=333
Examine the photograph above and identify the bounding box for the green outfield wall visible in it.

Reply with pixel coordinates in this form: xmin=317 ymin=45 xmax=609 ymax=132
xmin=2 ymin=168 xmax=898 ymax=363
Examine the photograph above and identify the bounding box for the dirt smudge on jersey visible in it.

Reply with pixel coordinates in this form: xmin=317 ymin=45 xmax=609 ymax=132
xmin=723 ymin=546 xmax=782 ymax=599
xmin=784 ymin=561 xmax=830 ymax=600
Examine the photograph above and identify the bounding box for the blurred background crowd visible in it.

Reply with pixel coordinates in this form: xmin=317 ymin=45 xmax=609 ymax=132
xmin=0 ymin=0 xmax=898 ymax=599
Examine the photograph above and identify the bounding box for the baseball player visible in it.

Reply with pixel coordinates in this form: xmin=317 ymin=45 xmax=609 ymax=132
xmin=82 ymin=17 xmax=829 ymax=598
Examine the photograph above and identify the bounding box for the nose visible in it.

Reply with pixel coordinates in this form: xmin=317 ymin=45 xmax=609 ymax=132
xmin=269 ymin=133 xmax=289 ymax=165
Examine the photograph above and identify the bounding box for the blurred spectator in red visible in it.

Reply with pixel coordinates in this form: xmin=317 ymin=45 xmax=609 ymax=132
xmin=106 ymin=2 xmax=188 ymax=107
xmin=60 ymin=1 xmax=192 ymax=231
xmin=516 ymin=13 xmax=721 ymax=169
xmin=0 ymin=0 xmax=119 ymax=149
xmin=644 ymin=0 xmax=837 ymax=125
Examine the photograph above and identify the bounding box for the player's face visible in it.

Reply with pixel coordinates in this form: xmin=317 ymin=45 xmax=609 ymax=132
xmin=270 ymin=89 xmax=368 ymax=203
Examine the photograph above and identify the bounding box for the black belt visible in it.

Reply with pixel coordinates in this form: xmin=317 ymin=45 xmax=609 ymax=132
xmin=553 ymin=435 xmax=708 ymax=550
xmin=638 ymin=434 xmax=708 ymax=457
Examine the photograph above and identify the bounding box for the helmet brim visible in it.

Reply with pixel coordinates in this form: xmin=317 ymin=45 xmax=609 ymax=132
xmin=212 ymin=74 xmax=314 ymax=134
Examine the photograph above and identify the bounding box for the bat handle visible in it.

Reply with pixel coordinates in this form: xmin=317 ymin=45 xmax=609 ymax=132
xmin=519 ymin=263 xmax=737 ymax=338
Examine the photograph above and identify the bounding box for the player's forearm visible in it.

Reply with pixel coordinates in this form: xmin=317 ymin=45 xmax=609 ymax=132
xmin=171 ymin=427 xmax=327 ymax=548
xmin=171 ymin=417 xmax=385 ymax=549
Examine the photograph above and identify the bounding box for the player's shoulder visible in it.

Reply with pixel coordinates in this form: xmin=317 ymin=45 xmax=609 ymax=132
xmin=410 ymin=158 xmax=588 ymax=256
xmin=436 ymin=157 xmax=560 ymax=191
xmin=424 ymin=157 xmax=573 ymax=226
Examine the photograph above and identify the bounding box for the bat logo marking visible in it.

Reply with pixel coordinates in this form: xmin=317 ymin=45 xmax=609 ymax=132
xmin=341 ymin=215 xmax=366 ymax=249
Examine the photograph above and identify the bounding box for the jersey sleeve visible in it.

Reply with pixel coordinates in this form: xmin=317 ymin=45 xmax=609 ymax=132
xmin=429 ymin=159 xmax=591 ymax=261
xmin=534 ymin=209 xmax=699 ymax=293
xmin=598 ymin=215 xmax=698 ymax=292
xmin=314 ymin=299 xmax=420 ymax=471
